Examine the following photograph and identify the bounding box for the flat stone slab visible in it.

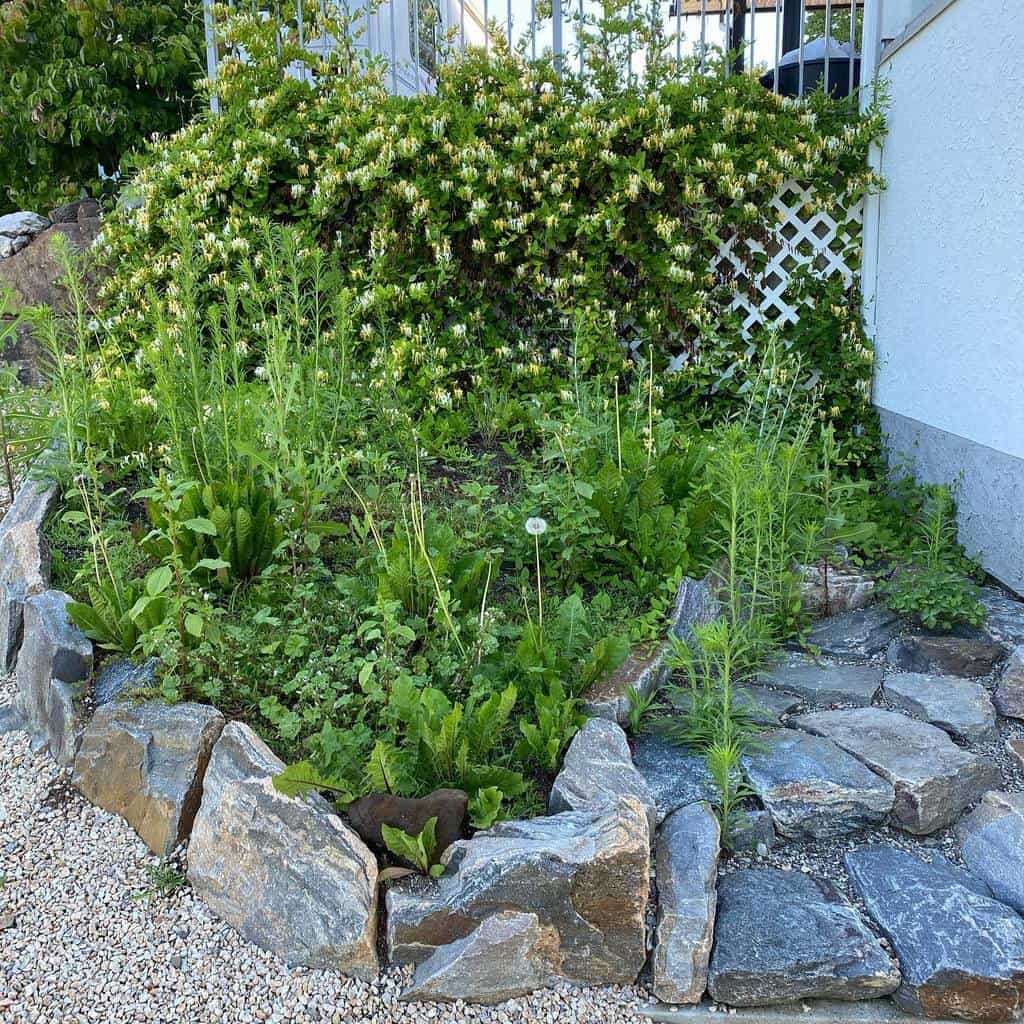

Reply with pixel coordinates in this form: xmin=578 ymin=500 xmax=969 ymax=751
xmin=92 ymin=657 xmax=160 ymax=707
xmin=73 ymin=700 xmax=225 ymax=858
xmin=633 ymin=733 xmax=718 ymax=822
xmin=549 ymin=718 xmax=656 ymax=833
xmin=883 ymin=672 xmax=998 ymax=744
xmin=653 ymin=802 xmax=720 ymax=1005
xmin=641 ymin=999 xmax=967 ymax=1023
xmin=1007 ymin=738 xmax=1024 ymax=770
xmin=401 ymin=912 xmax=557 ymax=1004
xmin=886 ymin=636 xmax=1007 ymax=679
xmin=187 ymin=722 xmax=379 ymax=978
xmin=743 ymin=729 xmax=894 ymax=840
xmin=979 ymin=588 xmax=1024 ymax=646
xmin=794 ymin=708 xmax=1001 ymax=834
xmin=846 ymin=845 xmax=1024 ymax=1021
xmin=668 ymin=685 xmax=802 ymax=727
xmin=994 ymin=646 xmax=1024 ymax=720
xmin=387 ymin=796 xmax=649 ymax=987
xmin=584 ymin=640 xmax=670 ymax=725
xmin=759 ymin=658 xmax=883 ymax=707
xmin=805 ymin=607 xmax=902 ymax=660
xmin=957 ymin=791 xmax=1024 ymax=916
xmin=706 ymin=868 xmax=900 ymax=1007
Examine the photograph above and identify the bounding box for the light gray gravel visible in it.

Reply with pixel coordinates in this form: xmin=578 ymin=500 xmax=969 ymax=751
xmin=0 ymin=675 xmax=648 ymax=1024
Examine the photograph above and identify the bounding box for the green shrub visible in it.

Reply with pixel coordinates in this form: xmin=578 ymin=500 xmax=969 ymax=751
xmin=0 ymin=0 xmax=202 ymax=212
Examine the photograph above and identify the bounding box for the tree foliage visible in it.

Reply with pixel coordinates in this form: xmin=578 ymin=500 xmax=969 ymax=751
xmin=0 ymin=0 xmax=203 ymax=213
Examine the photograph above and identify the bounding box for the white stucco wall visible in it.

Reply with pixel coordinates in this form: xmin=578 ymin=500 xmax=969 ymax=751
xmin=867 ymin=0 xmax=1024 ymax=591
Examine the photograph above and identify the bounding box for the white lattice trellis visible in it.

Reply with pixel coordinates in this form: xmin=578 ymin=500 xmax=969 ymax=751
xmin=718 ymin=180 xmax=863 ymax=339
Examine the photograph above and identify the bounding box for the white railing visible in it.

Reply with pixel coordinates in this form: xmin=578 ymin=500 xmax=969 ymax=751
xmin=202 ymin=0 xmax=872 ymax=100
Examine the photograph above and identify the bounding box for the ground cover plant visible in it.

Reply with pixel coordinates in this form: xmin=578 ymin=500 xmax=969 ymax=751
xmin=29 ymin=1 xmax=986 ymax=840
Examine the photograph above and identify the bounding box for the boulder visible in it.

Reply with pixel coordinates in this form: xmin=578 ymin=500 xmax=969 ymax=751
xmin=670 ymin=574 xmax=720 ymax=641
xmin=1007 ymin=738 xmax=1024 ymax=771
xmin=800 ymin=563 xmax=875 ymax=618
xmin=48 ymin=199 xmax=100 ymax=224
xmin=979 ymin=588 xmax=1024 ymax=646
xmin=92 ymin=657 xmax=160 ymax=707
xmin=0 ymin=212 xmax=50 ymax=238
xmin=846 ymin=845 xmax=1024 ymax=1022
xmin=0 ymin=473 xmax=59 ymax=671
xmin=994 ymin=646 xmax=1024 ymax=720
xmin=759 ymin=658 xmax=883 ymax=707
xmin=805 ymin=607 xmax=902 ymax=660
xmin=743 ymin=728 xmax=894 ymax=840
xmin=187 ymin=722 xmax=379 ymax=978
xmin=15 ymin=589 xmax=92 ymax=765
xmin=883 ymin=672 xmax=997 ymax=744
xmin=794 ymin=708 xmax=1000 ymax=834
xmin=956 ymin=791 xmax=1024 ymax=916
xmin=73 ymin=700 xmax=224 ymax=858
xmin=632 ymin=732 xmax=718 ymax=822
xmin=0 ymin=700 xmax=25 ymax=734
xmin=652 ymin=802 xmax=720 ymax=1004
xmin=886 ymin=636 xmax=1007 ymax=679
xmin=401 ymin=912 xmax=558 ymax=1004
xmin=386 ymin=796 xmax=649 ymax=986
xmin=548 ymin=718 xmax=656 ymax=833
xmin=347 ymin=789 xmax=468 ymax=860
xmin=583 ymin=640 xmax=670 ymax=725
xmin=706 ymin=868 xmax=900 ymax=1007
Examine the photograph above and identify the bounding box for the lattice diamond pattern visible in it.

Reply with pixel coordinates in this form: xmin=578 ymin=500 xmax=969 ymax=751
xmin=718 ymin=180 xmax=862 ymax=338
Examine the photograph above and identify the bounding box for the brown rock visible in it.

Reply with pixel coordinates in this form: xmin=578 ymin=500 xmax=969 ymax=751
xmin=0 ymin=219 xmax=102 ymax=312
xmin=801 ymin=562 xmax=876 ymax=618
xmin=347 ymin=789 xmax=468 ymax=860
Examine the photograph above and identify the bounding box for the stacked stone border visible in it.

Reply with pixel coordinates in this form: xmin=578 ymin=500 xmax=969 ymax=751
xmin=6 ymin=468 xmax=1024 ymax=1019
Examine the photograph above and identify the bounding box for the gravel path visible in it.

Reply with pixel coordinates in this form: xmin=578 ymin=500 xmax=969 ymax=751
xmin=0 ymin=676 xmax=647 ymax=1024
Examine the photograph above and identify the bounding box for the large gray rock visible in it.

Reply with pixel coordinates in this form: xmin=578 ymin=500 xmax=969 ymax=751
xmin=957 ymin=791 xmax=1024 ymax=916
xmin=846 ymin=845 xmax=1024 ymax=1021
xmin=92 ymin=657 xmax=160 ymax=707
xmin=994 ymin=646 xmax=1024 ymax=720
xmin=0 ymin=473 xmax=59 ymax=671
xmin=794 ymin=708 xmax=1000 ymax=834
xmin=883 ymin=672 xmax=997 ymax=744
xmin=759 ymin=658 xmax=883 ymax=707
xmin=653 ymin=802 xmax=720 ymax=1004
xmin=633 ymin=732 xmax=717 ymax=822
xmin=187 ymin=722 xmax=378 ymax=978
xmin=800 ymin=563 xmax=876 ymax=618
xmin=886 ymin=636 xmax=1007 ymax=679
xmin=15 ymin=589 xmax=92 ymax=765
xmin=979 ymin=588 xmax=1024 ymax=646
xmin=743 ymin=728 xmax=894 ymax=840
xmin=707 ymin=868 xmax=900 ymax=1007
xmin=584 ymin=640 xmax=670 ymax=724
xmin=401 ymin=912 xmax=558 ymax=1004
xmin=386 ymin=796 xmax=649 ymax=986
xmin=0 ymin=212 xmax=50 ymax=238
xmin=549 ymin=718 xmax=656 ymax=833
xmin=670 ymin=574 xmax=720 ymax=641
xmin=73 ymin=701 xmax=224 ymax=858
xmin=805 ymin=607 xmax=902 ymax=660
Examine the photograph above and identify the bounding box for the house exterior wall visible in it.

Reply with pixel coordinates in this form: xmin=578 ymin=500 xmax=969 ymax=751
xmin=866 ymin=0 xmax=1024 ymax=593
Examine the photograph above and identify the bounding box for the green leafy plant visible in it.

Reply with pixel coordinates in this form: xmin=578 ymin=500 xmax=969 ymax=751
xmin=381 ymin=817 xmax=445 ymax=877
xmin=879 ymin=486 xmax=985 ymax=631
xmin=625 ymin=684 xmax=658 ymax=737
xmin=132 ymin=860 xmax=187 ymax=901
xmin=516 ymin=679 xmax=587 ymax=773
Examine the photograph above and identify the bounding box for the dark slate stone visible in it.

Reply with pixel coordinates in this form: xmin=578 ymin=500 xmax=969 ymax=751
xmin=759 ymin=658 xmax=883 ymax=707
xmin=0 ymin=700 xmax=26 ymax=734
xmin=979 ymin=588 xmax=1024 ymax=646
xmin=633 ymin=733 xmax=717 ymax=821
xmin=794 ymin=708 xmax=1001 ymax=835
xmin=957 ymin=791 xmax=1024 ymax=917
xmin=883 ymin=672 xmax=997 ymax=744
xmin=994 ymin=646 xmax=1024 ymax=720
xmin=846 ymin=845 xmax=1024 ymax=1021
xmin=670 ymin=574 xmax=720 ymax=642
xmin=886 ymin=636 xmax=1007 ymax=679
xmin=92 ymin=657 xmax=161 ymax=707
xmin=743 ymin=729 xmax=894 ymax=840
xmin=706 ymin=868 xmax=900 ymax=1007
xmin=805 ymin=607 xmax=902 ymax=660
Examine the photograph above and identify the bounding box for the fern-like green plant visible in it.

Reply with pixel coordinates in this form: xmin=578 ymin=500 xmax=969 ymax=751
xmin=381 ymin=817 xmax=445 ymax=877
xmin=516 ymin=678 xmax=586 ymax=773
